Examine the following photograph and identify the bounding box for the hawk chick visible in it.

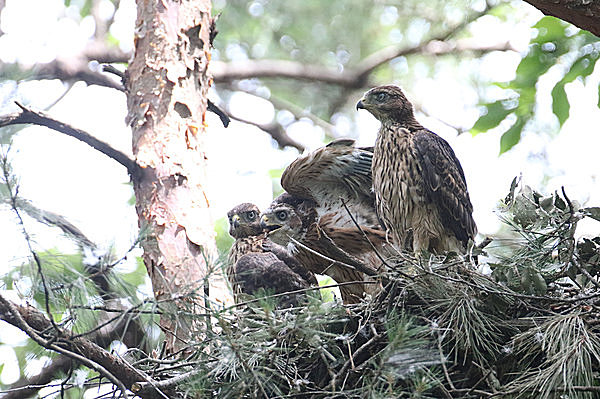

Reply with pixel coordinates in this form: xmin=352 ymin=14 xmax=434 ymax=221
xmin=227 ymin=203 xmax=317 ymax=307
xmin=260 ymin=140 xmax=391 ymax=303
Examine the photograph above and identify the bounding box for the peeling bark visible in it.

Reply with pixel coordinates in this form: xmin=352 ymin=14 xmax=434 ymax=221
xmin=126 ymin=0 xmax=231 ymax=353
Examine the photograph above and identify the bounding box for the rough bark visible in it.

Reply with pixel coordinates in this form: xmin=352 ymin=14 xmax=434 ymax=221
xmin=126 ymin=0 xmax=230 ymax=353
xmin=523 ymin=0 xmax=600 ymax=37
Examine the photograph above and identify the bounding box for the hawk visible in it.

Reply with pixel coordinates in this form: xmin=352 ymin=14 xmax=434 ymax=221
xmin=260 ymin=140 xmax=391 ymax=304
xmin=356 ymin=85 xmax=476 ymax=253
xmin=227 ymin=203 xmax=317 ymax=306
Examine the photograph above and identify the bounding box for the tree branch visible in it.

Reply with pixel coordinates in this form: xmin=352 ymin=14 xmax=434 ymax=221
xmin=0 ymin=295 xmax=170 ymax=399
xmin=227 ymin=112 xmax=305 ymax=152
xmin=0 ymin=103 xmax=140 ymax=176
xmin=211 ymin=39 xmax=515 ymax=87
xmin=522 ymin=0 xmax=600 ymax=37
xmin=31 ymin=59 xmax=124 ymax=90
xmin=0 ymin=295 xmax=132 ymax=398
xmin=210 ymin=4 xmax=513 ymax=89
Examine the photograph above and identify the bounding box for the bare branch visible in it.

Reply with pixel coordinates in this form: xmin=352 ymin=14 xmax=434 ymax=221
xmin=2 ymin=196 xmax=97 ymax=249
xmin=83 ymin=43 xmax=130 ymax=64
xmin=227 ymin=112 xmax=305 ymax=152
xmin=210 ymin=2 xmax=513 ymax=90
xmin=32 ymin=59 xmax=123 ymax=90
xmin=211 ymin=38 xmax=515 ymax=87
xmin=223 ymin=84 xmax=337 ymax=136
xmin=211 ymin=59 xmax=359 ymax=86
xmin=2 ymin=304 xmax=147 ymax=399
xmin=0 ymin=103 xmax=140 ymax=176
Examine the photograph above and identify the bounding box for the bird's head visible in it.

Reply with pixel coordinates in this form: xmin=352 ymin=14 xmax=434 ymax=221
xmin=227 ymin=203 xmax=262 ymax=239
xmin=260 ymin=193 xmax=315 ymax=246
xmin=356 ymin=85 xmax=415 ymax=126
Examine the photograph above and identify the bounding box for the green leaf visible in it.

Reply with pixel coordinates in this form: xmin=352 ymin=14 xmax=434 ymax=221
xmin=500 ymin=118 xmax=525 ymax=154
xmin=551 ymin=82 xmax=569 ymax=126
xmin=471 ymin=100 xmax=515 ymax=135
xmin=514 ymin=48 xmax=545 ymax=87
xmin=532 ymin=17 xmax=568 ymax=43
xmin=564 ymin=54 xmax=597 ymax=81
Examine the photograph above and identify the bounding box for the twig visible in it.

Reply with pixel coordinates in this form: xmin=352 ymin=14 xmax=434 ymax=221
xmin=339 ymin=198 xmax=394 ymax=273
xmin=227 ymin=112 xmax=304 ymax=151
xmin=28 ymin=59 xmax=123 ymax=90
xmin=1 ymin=151 xmax=60 ymax=333
xmin=290 ymin=236 xmax=377 ymax=277
xmin=102 ymin=64 xmax=126 ymax=91
xmin=436 ymin=329 xmax=455 ymax=391
xmin=463 ymin=367 xmax=495 ymax=396
xmin=223 ymin=84 xmax=336 ymax=137
xmin=330 ymin=332 xmax=382 ymax=390
xmin=102 ymin=64 xmax=125 ymax=80
xmin=206 ymin=99 xmax=230 ymax=128
xmin=1 ymin=357 xmax=72 ymax=399
xmin=0 ymin=102 xmax=140 ymax=176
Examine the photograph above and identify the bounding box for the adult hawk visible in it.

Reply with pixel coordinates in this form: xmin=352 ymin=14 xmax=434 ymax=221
xmin=260 ymin=140 xmax=391 ymax=303
xmin=356 ymin=85 xmax=476 ymax=253
xmin=227 ymin=203 xmax=317 ymax=307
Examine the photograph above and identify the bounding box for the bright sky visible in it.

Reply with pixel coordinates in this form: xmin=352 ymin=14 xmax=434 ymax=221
xmin=0 ymin=0 xmax=600 ymax=385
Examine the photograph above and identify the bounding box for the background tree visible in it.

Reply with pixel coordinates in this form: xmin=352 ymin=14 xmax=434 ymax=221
xmin=0 ymin=0 xmax=599 ymax=397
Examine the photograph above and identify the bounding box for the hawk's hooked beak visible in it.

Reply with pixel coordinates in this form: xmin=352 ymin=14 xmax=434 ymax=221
xmin=260 ymin=214 xmax=281 ymax=233
xmin=231 ymin=214 xmax=240 ymax=229
xmin=356 ymin=98 xmax=366 ymax=110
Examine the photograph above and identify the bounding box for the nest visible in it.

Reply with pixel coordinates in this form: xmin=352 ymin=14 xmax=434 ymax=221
xmin=127 ymin=183 xmax=600 ymax=398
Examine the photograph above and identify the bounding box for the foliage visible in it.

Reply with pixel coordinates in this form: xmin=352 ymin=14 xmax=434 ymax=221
xmin=212 ymin=0 xmax=508 ymax=135
xmin=5 ymin=176 xmax=600 ymax=398
xmin=175 ymin=183 xmax=599 ymax=398
xmin=471 ymin=16 xmax=600 ymax=153
xmin=1 ymin=0 xmax=600 ymax=397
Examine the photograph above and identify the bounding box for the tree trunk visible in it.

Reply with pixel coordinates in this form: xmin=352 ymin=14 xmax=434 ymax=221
xmin=523 ymin=0 xmax=600 ymax=37
xmin=126 ymin=0 xmax=230 ymax=353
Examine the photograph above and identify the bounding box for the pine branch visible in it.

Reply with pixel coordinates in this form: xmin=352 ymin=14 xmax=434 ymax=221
xmin=0 ymin=295 xmax=173 ymax=399
xmin=0 ymin=295 xmax=132 ymax=398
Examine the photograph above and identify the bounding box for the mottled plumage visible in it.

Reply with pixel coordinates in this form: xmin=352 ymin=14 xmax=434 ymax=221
xmin=281 ymin=138 xmax=379 ymax=229
xmin=357 ymin=85 xmax=476 ymax=253
xmin=261 ymin=140 xmax=391 ymax=303
xmin=227 ymin=203 xmax=317 ymax=306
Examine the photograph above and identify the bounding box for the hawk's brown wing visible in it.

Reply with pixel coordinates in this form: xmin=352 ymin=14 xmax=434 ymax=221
xmin=413 ymin=129 xmax=477 ymax=246
xmin=233 ymin=252 xmax=311 ymax=307
xmin=281 ymin=139 xmax=378 ymax=228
